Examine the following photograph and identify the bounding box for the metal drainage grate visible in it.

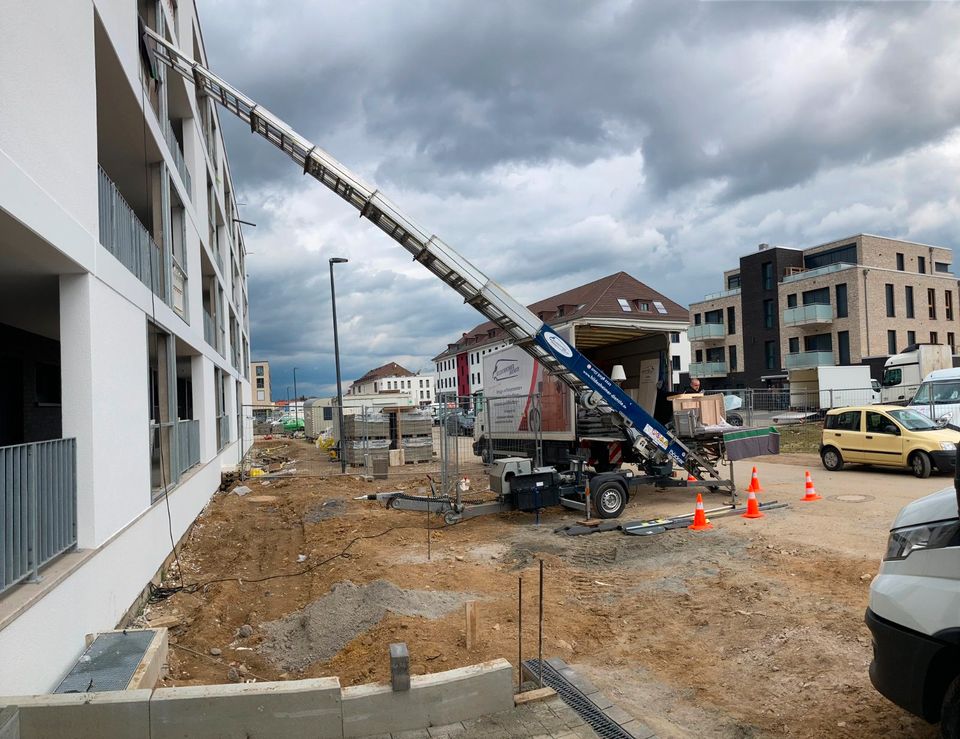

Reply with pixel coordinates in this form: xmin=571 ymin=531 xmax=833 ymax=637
xmin=522 ymin=658 xmax=635 ymax=739
xmin=55 ymin=630 xmax=157 ymax=693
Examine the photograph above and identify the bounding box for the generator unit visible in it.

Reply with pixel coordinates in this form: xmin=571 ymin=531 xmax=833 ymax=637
xmin=489 ymin=457 xmax=533 ymax=495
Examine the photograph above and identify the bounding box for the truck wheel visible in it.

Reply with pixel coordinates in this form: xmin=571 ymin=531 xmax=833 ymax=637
xmin=592 ymin=480 xmax=627 ymax=519
xmin=821 ymin=446 xmax=844 ymax=471
xmin=910 ymin=451 xmax=932 ymax=479
xmin=942 ymin=674 xmax=960 ymax=739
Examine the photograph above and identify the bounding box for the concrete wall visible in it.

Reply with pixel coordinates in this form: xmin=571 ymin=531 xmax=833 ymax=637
xmin=0 ymin=659 xmax=514 ymax=739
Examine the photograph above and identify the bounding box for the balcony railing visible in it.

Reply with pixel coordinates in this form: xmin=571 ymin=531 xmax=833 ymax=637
xmin=702 ymin=287 xmax=742 ymax=301
xmin=782 ymin=262 xmax=855 ymax=285
xmin=0 ymin=439 xmax=77 ymax=595
xmin=785 ymin=350 xmax=835 ymax=369
xmin=217 ymin=414 xmax=230 ymax=450
xmin=162 ymin=120 xmax=192 ymax=198
xmin=688 ymin=322 xmax=726 ymax=341
xmin=782 ymin=303 xmax=833 ymax=327
xmin=689 ymin=361 xmax=728 ymax=378
xmin=203 ymin=310 xmax=215 ymax=346
xmin=176 ymin=420 xmax=201 ymax=476
xmin=98 ymin=166 xmax=163 ymax=298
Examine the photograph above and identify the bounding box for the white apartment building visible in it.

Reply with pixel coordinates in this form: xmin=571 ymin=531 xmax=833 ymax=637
xmin=348 ymin=362 xmax=434 ymax=406
xmin=669 ymin=330 xmax=690 ymax=387
xmin=0 ymin=0 xmax=252 ymax=692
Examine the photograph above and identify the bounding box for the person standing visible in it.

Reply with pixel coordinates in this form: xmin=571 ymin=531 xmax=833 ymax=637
xmin=683 ymin=377 xmax=702 ymax=394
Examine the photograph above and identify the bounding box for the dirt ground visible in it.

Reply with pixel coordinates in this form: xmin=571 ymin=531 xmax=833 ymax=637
xmin=140 ymin=438 xmax=945 ymax=739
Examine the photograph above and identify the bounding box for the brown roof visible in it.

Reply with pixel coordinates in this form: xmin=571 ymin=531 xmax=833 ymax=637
xmin=354 ymin=361 xmax=416 ymax=384
xmin=433 ymin=272 xmax=688 ymax=360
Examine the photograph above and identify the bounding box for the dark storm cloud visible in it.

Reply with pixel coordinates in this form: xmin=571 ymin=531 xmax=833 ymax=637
xmin=194 ymin=0 xmax=960 ymax=395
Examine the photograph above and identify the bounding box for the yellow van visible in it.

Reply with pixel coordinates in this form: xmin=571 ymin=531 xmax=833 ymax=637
xmin=820 ymin=405 xmax=960 ymax=478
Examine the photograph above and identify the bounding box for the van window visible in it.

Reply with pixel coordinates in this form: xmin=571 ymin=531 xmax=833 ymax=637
xmin=826 ymin=410 xmax=861 ymax=431
xmin=881 ymin=368 xmax=902 ymax=387
xmin=913 ymin=381 xmax=960 ymax=405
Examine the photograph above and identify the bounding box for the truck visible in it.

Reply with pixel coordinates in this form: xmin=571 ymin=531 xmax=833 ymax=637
xmin=780 ymin=366 xmax=879 ymax=423
xmin=473 ymin=337 xmax=672 ymax=472
xmin=881 ymin=344 xmax=954 ymax=404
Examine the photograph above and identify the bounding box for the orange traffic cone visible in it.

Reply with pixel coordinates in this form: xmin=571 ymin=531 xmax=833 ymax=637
xmin=742 ymin=489 xmax=764 ymax=519
xmin=688 ymin=493 xmax=713 ymax=531
xmin=801 ymin=470 xmax=822 ymax=501
xmin=746 ymin=466 xmax=764 ymax=493
xmin=687 ymin=473 xmax=698 ymax=483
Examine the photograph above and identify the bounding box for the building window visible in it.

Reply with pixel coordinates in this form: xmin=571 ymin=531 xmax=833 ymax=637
xmin=928 ymin=288 xmax=937 ymax=319
xmin=729 ymin=345 xmax=738 ymax=371
xmin=617 ymin=298 xmax=632 ymax=312
xmin=695 ymin=349 xmax=703 ymax=362
xmin=805 ymin=333 xmax=833 ymax=352
xmin=804 ymin=243 xmax=856 ymax=269
xmin=787 ymin=293 xmax=797 ymax=308
xmin=323 ymin=407 xmax=333 ymax=421
xmin=727 ymin=306 xmax=736 ymax=335
xmin=949 ymin=332 xmax=956 ymax=350
xmin=918 ymin=256 xmax=926 ymax=274
xmin=727 ymin=274 xmax=741 ymax=290
xmin=256 ymin=390 xmax=265 ymax=401
xmin=789 ymin=337 xmax=800 ymax=354
xmin=896 ymin=253 xmax=905 ymax=271
xmin=694 ymin=313 xmax=702 ymax=325
xmin=670 ymin=332 xmax=680 ymax=344
xmin=931 ymin=331 xmax=939 ymax=344
xmin=256 ymin=378 xmax=264 ymax=389
xmin=635 ymin=301 xmax=650 ymax=312
xmin=885 ymin=284 xmax=895 ymax=317
xmin=761 ymin=262 xmax=773 ymax=290
xmin=802 ymin=287 xmax=830 ymax=305
xmin=907 ymin=330 xmax=916 ymax=346
xmin=764 ymin=341 xmax=777 ymax=370
xmin=763 ymin=299 xmax=775 ymax=329
xmin=833 ymin=284 xmax=847 ymax=318
xmin=256 ymin=365 xmax=264 ymax=377
xmin=838 ymin=331 xmax=850 ymax=365
xmin=947 ymin=291 xmax=954 ymax=321
xmin=887 ymin=330 xmax=897 ymax=355
xmin=905 ymin=286 xmax=915 ymax=319
xmin=935 ymin=261 xmax=951 ymax=273
xmin=671 ymin=356 xmax=681 ymax=371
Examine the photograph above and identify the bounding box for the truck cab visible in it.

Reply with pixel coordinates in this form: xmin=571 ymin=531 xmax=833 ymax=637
xmin=882 ymin=344 xmax=954 ymax=405
xmin=909 ymin=368 xmax=960 ymax=428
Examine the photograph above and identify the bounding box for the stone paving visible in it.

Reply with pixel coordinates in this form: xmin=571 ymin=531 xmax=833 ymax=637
xmin=361 ymin=695 xmax=598 ymax=738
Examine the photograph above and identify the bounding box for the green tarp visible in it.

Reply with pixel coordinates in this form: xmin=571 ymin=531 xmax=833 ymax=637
xmin=722 ymin=426 xmax=781 ymax=461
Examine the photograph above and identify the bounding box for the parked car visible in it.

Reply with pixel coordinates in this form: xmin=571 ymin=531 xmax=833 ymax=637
xmin=820 ymin=405 xmax=959 ymax=478
xmin=445 ymin=410 xmax=475 ymax=437
xmin=271 ymin=414 xmax=304 ymax=432
xmin=866 ymin=482 xmax=960 ymax=736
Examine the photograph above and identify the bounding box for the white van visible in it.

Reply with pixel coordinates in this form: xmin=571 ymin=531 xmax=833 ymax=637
xmin=866 ymin=481 xmax=960 ymax=735
xmin=909 ymin=368 xmax=960 ymax=428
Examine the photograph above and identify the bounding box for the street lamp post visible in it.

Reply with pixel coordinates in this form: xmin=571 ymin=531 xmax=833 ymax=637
xmin=293 ymin=367 xmax=299 ymax=429
xmin=330 ymin=257 xmax=349 ymax=473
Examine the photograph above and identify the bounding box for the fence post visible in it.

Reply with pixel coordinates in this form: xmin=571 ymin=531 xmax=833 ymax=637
xmin=27 ymin=444 xmax=42 ymax=584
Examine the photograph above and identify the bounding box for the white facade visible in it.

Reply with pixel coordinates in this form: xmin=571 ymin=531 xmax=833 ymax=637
xmin=0 ymin=0 xmax=252 ymax=692
xmin=350 ymin=374 xmax=434 ymax=405
xmin=669 ymin=329 xmax=691 ymax=387
xmin=433 ymin=341 xmax=509 ymax=398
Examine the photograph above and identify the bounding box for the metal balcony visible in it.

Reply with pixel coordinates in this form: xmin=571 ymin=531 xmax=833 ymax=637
xmin=782 ymin=263 xmax=855 ymax=285
xmin=688 ymin=322 xmax=726 ymax=341
xmin=702 ymin=287 xmax=742 ymax=301
xmin=782 ymin=303 xmax=833 ymax=327
xmin=785 ymin=350 xmax=834 ymax=369
xmin=689 ymin=361 xmax=728 ymax=378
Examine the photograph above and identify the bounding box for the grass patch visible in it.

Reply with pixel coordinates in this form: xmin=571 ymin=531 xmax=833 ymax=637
xmin=776 ymin=423 xmax=823 ymax=454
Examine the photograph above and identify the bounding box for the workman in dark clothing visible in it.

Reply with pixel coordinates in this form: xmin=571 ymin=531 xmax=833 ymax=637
xmin=683 ymin=377 xmax=702 ymax=394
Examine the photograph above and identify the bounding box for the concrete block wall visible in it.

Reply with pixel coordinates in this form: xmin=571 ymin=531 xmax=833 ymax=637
xmin=0 ymin=658 xmax=515 ymax=739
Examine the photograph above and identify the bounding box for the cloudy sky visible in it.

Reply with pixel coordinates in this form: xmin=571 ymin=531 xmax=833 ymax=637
xmin=196 ymin=0 xmax=960 ymax=398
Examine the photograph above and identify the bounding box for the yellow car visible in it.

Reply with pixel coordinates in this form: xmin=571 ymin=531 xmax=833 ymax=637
xmin=820 ymin=405 xmax=959 ymax=478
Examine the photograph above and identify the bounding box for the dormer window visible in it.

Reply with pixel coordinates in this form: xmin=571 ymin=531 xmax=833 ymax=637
xmin=634 ymin=301 xmax=649 ymax=312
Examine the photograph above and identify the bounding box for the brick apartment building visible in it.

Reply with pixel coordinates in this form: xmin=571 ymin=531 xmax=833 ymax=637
xmin=688 ymin=234 xmax=957 ymax=388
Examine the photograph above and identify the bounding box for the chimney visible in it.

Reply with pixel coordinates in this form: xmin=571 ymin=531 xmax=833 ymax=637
xmin=758 ymin=243 xmax=770 ymax=251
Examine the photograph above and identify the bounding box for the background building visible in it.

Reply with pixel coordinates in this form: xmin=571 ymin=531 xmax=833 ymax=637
xmin=688 ymin=234 xmax=956 ymax=388
xmin=250 ymin=359 xmax=273 ymax=420
xmin=0 ymin=0 xmax=251 ymax=692
xmin=348 ymin=361 xmax=434 ymax=407
xmin=433 ymin=272 xmax=690 ymax=400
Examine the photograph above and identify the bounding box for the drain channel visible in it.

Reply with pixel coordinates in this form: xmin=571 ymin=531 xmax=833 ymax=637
xmin=522 ymin=658 xmax=637 ymax=738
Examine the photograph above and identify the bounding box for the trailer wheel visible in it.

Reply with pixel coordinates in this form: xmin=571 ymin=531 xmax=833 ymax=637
xmin=592 ymin=480 xmax=627 ymax=519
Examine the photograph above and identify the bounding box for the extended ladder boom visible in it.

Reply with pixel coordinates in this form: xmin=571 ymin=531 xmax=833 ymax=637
xmin=143 ymin=28 xmax=688 ymax=467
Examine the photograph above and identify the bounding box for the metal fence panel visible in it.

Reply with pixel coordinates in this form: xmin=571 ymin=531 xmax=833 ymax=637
xmin=0 ymin=439 xmax=77 ymax=595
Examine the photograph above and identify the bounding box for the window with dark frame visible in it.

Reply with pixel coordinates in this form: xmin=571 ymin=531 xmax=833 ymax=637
xmin=835 ymin=283 xmax=848 ymax=318
xmin=928 ymin=288 xmax=937 ymax=319
xmin=887 ymin=330 xmax=897 ymax=355
xmin=729 ymin=345 xmax=738 ymax=371
xmin=763 ymin=299 xmax=775 ymax=328
xmin=918 ymin=256 xmax=926 ymax=274
xmin=906 ymin=286 xmax=915 ymax=318
xmin=727 ymin=306 xmax=736 ymax=334
xmin=885 ymin=284 xmax=895 ymax=317
xmin=896 ymin=253 xmax=905 ymax=271
xmin=761 ymin=262 xmax=773 ymax=290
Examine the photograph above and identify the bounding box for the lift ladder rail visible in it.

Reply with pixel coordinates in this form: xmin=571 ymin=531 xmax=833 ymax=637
xmin=143 ymin=28 xmax=703 ymax=470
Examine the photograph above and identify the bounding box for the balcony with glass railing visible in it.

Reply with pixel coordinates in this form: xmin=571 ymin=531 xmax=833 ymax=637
xmin=782 ymin=302 xmax=833 ymax=327
xmin=701 ymin=287 xmax=742 ymax=301
xmin=688 ymin=322 xmax=726 ymax=341
xmin=785 ymin=350 xmax=834 ymax=369
xmin=689 ymin=361 xmax=728 ymax=378
xmin=781 ymin=263 xmax=855 ymax=285
xmin=162 ymin=120 xmax=192 ymax=198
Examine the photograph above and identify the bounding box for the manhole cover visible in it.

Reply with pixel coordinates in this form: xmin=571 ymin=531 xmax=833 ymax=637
xmin=831 ymin=494 xmax=874 ymax=503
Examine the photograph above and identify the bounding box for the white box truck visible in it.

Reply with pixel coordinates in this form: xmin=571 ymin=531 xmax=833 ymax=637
xmin=881 ymin=344 xmax=954 ymax=404
xmin=786 ymin=365 xmax=879 ymax=413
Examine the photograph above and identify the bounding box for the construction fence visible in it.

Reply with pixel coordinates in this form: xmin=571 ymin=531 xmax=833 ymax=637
xmin=236 ymin=395 xmax=547 ymax=496
xmin=712 ymin=386 xmax=881 ymax=427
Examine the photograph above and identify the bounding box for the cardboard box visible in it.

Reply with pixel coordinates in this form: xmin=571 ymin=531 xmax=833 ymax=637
xmin=668 ymin=393 xmax=725 ymax=426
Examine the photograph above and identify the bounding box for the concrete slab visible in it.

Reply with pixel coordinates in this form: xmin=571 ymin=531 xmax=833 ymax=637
xmin=0 ymin=707 xmax=19 ymax=739
xmin=341 ymin=659 xmax=513 ymax=738
xmin=5 ymin=689 xmax=151 ymax=739
xmin=150 ymin=677 xmax=342 ymax=739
